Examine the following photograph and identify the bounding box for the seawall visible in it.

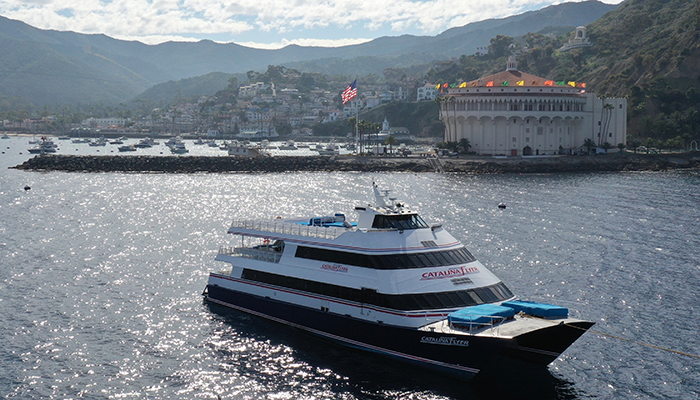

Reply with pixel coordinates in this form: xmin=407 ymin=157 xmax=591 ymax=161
xmin=10 ymin=153 xmax=700 ymax=174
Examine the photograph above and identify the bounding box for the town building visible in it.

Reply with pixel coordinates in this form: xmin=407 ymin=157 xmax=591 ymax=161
xmin=417 ymin=83 xmax=437 ymax=101
xmin=438 ymin=57 xmax=626 ymax=156
xmin=560 ymin=26 xmax=593 ymax=52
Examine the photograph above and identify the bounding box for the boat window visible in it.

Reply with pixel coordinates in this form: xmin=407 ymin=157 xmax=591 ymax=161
xmin=295 ymin=246 xmax=477 ymax=270
xmin=424 ymin=252 xmax=440 ymax=267
xmin=416 ymin=253 xmax=431 ymax=267
xmin=241 ymin=268 xmax=513 ymax=311
xmin=371 ymin=214 xmax=429 ymax=230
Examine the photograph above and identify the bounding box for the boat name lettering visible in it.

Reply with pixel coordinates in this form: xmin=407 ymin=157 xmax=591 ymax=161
xmin=321 ymin=264 xmax=348 ymax=273
xmin=421 ymin=266 xmax=479 ymax=280
xmin=420 ymin=336 xmax=470 ymax=347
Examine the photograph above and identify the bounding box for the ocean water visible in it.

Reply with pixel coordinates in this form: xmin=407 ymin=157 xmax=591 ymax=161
xmin=1 ymin=137 xmax=699 ymax=399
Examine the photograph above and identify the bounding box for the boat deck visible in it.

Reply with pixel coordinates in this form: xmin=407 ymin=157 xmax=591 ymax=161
xmin=420 ymin=314 xmax=584 ymax=339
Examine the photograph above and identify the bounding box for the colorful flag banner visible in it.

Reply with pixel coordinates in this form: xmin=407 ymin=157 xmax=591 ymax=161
xmin=502 ymin=81 xmax=509 ymax=86
xmin=544 ymin=80 xmax=554 ymax=86
xmin=450 ymin=83 xmax=456 ymax=88
xmin=435 ymin=84 xmax=441 ymax=90
xmin=517 ymin=81 xmax=524 ymax=86
xmin=341 ymin=80 xmax=357 ymax=104
xmin=557 ymin=81 xmax=566 ymax=86
xmin=568 ymin=81 xmax=577 ymax=87
xmin=486 ymin=81 xmax=494 ymax=87
xmin=459 ymin=82 xmax=467 ymax=88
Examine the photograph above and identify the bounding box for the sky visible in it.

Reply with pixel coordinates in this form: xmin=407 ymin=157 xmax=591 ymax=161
xmin=0 ymin=0 xmax=624 ymax=49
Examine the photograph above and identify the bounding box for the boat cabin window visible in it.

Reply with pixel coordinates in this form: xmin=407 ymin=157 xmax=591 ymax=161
xmin=295 ymin=246 xmax=476 ymax=270
xmin=240 ymin=268 xmax=514 ymax=311
xmin=372 ymin=214 xmax=428 ymax=230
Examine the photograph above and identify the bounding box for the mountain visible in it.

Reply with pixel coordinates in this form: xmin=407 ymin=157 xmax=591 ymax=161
xmin=0 ymin=1 xmax=617 ymax=107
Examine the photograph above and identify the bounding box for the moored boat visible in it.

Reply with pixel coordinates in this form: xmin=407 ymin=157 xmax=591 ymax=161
xmin=204 ymin=183 xmax=593 ymax=379
xmin=28 ymin=137 xmax=58 ymax=154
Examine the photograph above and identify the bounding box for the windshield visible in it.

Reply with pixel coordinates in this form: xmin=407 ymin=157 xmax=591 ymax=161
xmin=372 ymin=214 xmax=429 ymax=230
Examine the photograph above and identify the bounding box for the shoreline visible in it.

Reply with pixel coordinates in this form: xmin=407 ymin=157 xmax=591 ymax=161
xmin=9 ymin=152 xmax=700 ymax=174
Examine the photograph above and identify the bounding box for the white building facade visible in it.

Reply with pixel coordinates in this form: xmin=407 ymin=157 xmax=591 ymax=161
xmin=417 ymin=83 xmax=437 ymax=101
xmin=439 ymin=59 xmax=626 ymax=156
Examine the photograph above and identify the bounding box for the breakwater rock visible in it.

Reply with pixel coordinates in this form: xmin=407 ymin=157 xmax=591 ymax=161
xmin=10 ymin=153 xmax=700 ymax=174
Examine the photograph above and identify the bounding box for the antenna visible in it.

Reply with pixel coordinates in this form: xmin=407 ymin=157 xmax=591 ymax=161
xmin=372 ymin=181 xmax=389 ymax=207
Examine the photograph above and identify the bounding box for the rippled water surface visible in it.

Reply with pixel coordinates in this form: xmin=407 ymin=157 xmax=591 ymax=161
xmin=1 ymin=137 xmax=699 ymax=399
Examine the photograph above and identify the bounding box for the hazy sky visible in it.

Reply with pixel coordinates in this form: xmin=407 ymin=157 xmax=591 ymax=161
xmin=0 ymin=0 xmax=624 ymax=49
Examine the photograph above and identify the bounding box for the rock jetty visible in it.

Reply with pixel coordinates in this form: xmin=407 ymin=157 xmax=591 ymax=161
xmin=10 ymin=153 xmax=700 ymax=174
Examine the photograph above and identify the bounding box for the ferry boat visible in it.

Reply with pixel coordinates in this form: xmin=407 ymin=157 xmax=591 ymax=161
xmin=203 ymin=184 xmax=593 ymax=379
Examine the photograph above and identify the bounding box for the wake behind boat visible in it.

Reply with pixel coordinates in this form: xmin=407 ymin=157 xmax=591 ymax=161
xmin=203 ymin=183 xmax=593 ymax=379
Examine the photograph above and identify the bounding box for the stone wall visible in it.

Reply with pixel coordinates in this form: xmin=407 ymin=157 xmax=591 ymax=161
xmin=10 ymin=153 xmax=700 ymax=174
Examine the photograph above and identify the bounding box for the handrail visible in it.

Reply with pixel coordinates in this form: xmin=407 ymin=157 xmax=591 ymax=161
xmin=218 ymin=245 xmax=282 ymax=263
xmin=228 ymin=219 xmax=350 ymax=240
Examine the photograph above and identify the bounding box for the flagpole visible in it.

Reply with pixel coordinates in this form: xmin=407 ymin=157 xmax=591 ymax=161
xmin=354 ymin=77 xmax=359 ymax=154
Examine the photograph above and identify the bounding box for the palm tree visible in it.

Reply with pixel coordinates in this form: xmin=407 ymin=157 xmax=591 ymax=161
xmin=385 ymin=134 xmax=398 ymax=155
xmin=602 ymin=141 xmax=612 ymax=154
xmin=617 ymin=143 xmax=626 ymax=154
xmin=458 ymin=138 xmax=471 ymax=154
xmin=434 ymin=96 xmax=447 ymax=141
xmin=583 ymin=138 xmax=596 ymax=155
xmin=601 ymin=103 xmax=614 ymax=146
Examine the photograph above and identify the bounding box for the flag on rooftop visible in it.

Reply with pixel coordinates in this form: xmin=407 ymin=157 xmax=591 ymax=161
xmin=341 ymin=80 xmax=358 ymax=104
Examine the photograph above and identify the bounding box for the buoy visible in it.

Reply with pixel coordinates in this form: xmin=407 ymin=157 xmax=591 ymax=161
xmin=498 ymin=203 xmax=506 ymax=209
xmin=24 ymin=186 xmax=30 ymax=191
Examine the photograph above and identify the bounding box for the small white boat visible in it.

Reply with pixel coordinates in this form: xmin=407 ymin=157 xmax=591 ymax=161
xmin=1 ymin=133 xmax=10 ymax=139
xmin=227 ymin=144 xmax=268 ymax=157
xmin=317 ymin=143 xmax=339 ymax=156
xmin=28 ymin=138 xmax=58 ymax=154
xmin=118 ymin=145 xmax=137 ymax=152
xmin=134 ymin=138 xmax=155 ymax=148
xmin=89 ymin=137 xmax=107 ymax=146
xmin=278 ymin=140 xmax=297 ymax=150
xmin=169 ymin=142 xmax=189 ymax=154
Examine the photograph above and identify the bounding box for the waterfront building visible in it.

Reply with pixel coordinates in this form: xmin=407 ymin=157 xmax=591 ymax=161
xmin=438 ymin=57 xmax=626 ymax=156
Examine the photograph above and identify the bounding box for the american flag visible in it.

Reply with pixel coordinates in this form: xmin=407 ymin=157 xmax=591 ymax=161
xmin=341 ymin=80 xmax=357 ymax=104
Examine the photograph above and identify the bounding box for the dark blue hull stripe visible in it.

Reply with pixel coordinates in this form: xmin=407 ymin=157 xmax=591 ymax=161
xmin=205 ymin=283 xmax=516 ymax=377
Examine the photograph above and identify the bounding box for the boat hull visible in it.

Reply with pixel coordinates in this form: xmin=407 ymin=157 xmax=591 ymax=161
xmin=205 ymin=277 xmax=515 ymax=380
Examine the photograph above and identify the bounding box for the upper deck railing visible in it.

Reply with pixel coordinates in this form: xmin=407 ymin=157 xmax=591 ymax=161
xmin=228 ymin=219 xmax=350 ymax=240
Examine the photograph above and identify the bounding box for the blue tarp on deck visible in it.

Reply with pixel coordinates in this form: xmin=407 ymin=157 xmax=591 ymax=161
xmin=501 ymin=300 xmax=568 ymax=318
xmin=447 ymin=304 xmax=515 ymax=328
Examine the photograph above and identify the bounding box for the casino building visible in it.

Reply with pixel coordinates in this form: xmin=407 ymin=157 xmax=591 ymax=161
xmin=439 ymin=57 xmax=626 ymax=156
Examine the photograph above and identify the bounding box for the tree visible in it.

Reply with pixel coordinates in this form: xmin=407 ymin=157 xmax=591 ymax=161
xmin=602 ymin=141 xmax=612 ymax=154
xmin=617 ymin=142 xmax=627 ymax=153
xmin=488 ymin=35 xmax=514 ymax=59
xmin=434 ymin=96 xmax=447 ymax=141
xmin=385 ymin=134 xmax=398 ymax=154
xmin=458 ymin=138 xmax=471 ymax=153
xmin=583 ymin=138 xmax=596 ymax=154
